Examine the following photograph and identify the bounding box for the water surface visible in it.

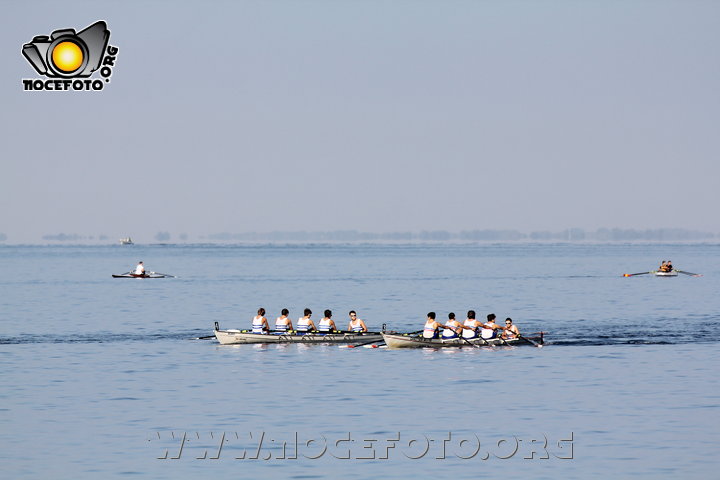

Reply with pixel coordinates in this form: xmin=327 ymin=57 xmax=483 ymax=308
xmin=1 ymin=243 xmax=718 ymax=479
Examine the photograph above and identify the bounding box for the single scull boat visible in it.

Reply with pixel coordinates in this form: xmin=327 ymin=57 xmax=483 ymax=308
xmin=112 ymin=271 xmax=175 ymax=278
xmin=623 ymin=269 xmax=701 ymax=277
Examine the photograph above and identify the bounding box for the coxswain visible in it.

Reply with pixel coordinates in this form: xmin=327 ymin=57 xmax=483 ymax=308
xmin=348 ymin=310 xmax=368 ymax=332
xmin=461 ymin=310 xmax=483 ymax=339
xmin=422 ymin=312 xmax=444 ymax=339
xmin=318 ymin=309 xmax=337 ymax=333
xmin=480 ymin=313 xmax=500 ymax=339
xmin=134 ymin=261 xmax=145 ymax=275
xmin=251 ymin=307 xmax=269 ymax=334
xmin=275 ymin=308 xmax=293 ymax=333
xmin=502 ymin=317 xmax=520 ymax=340
xmin=296 ymin=308 xmax=316 ymax=333
xmin=441 ymin=312 xmax=463 ymax=339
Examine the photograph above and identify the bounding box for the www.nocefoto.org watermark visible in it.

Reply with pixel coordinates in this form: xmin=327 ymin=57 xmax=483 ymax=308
xmin=148 ymin=431 xmax=574 ymax=461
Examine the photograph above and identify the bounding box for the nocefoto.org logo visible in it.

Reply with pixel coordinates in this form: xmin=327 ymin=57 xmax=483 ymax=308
xmin=21 ymin=20 xmax=118 ymax=91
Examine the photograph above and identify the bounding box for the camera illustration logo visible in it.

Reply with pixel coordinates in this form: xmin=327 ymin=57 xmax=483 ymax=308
xmin=22 ymin=20 xmax=119 ymax=91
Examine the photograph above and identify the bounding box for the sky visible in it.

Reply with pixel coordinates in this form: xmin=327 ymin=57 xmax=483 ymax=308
xmin=1 ymin=0 xmax=719 ymax=243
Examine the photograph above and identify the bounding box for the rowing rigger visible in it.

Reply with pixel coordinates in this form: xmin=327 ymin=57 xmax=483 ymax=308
xmin=380 ymin=331 xmax=545 ymax=348
xmin=112 ymin=271 xmax=176 ymax=278
xmin=212 ymin=322 xmax=385 ymax=345
xmin=623 ymin=269 xmax=701 ymax=277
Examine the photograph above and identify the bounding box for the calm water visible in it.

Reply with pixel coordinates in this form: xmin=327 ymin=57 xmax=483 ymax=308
xmin=1 ymin=243 xmax=718 ymax=479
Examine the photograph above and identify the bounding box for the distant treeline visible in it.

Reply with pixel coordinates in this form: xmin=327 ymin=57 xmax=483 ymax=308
xmin=206 ymin=228 xmax=716 ymax=242
xmin=41 ymin=234 xmax=108 ymax=242
xmin=29 ymin=228 xmax=718 ymax=243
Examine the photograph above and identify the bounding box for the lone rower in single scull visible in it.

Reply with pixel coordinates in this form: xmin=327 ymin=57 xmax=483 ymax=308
xmin=134 ymin=261 xmax=145 ymax=275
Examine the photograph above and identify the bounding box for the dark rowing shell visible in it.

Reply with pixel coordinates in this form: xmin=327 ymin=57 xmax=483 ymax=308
xmin=381 ymin=332 xmax=543 ymax=348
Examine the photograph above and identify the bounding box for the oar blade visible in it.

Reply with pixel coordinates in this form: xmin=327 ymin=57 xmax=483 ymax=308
xmin=518 ymin=334 xmax=542 ymax=348
xmin=623 ymin=271 xmax=651 ymax=277
xmin=677 ymin=270 xmax=702 ymax=277
xmin=149 ymin=271 xmax=177 ymax=278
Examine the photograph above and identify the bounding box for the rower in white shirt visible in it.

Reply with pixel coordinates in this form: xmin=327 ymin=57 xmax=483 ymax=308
xmin=480 ymin=313 xmax=500 ymax=339
xmin=251 ymin=307 xmax=269 ymax=334
xmin=318 ymin=309 xmax=337 ymax=333
xmin=441 ymin=312 xmax=463 ymax=339
xmin=134 ymin=261 xmax=145 ymax=275
xmin=461 ymin=310 xmax=483 ymax=339
xmin=275 ymin=308 xmax=293 ymax=333
xmin=348 ymin=310 xmax=368 ymax=332
xmin=296 ymin=308 xmax=316 ymax=333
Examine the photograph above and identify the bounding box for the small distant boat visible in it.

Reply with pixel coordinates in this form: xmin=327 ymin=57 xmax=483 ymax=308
xmin=119 ymin=237 xmax=134 ymax=245
xmin=623 ymin=269 xmax=700 ymax=277
xmin=112 ymin=271 xmax=175 ymax=278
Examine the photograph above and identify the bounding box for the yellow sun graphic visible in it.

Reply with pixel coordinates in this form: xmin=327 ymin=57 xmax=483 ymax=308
xmin=51 ymin=41 xmax=83 ymax=72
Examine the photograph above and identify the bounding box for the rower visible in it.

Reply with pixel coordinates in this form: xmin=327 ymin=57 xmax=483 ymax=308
xmin=422 ymin=312 xmax=443 ymax=339
xmin=134 ymin=261 xmax=145 ymax=275
xmin=251 ymin=307 xmax=269 ymax=334
xmin=275 ymin=308 xmax=293 ymax=333
xmin=441 ymin=312 xmax=462 ymax=339
xmin=348 ymin=310 xmax=368 ymax=332
xmin=318 ymin=309 xmax=337 ymax=333
xmin=461 ymin=310 xmax=483 ymax=339
xmin=665 ymin=260 xmax=673 ymax=272
xmin=480 ymin=313 xmax=500 ymax=339
xmin=296 ymin=308 xmax=316 ymax=333
xmin=502 ymin=318 xmax=520 ymax=340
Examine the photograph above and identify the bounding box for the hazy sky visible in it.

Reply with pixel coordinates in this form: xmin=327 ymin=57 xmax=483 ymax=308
xmin=2 ymin=0 xmax=719 ymax=243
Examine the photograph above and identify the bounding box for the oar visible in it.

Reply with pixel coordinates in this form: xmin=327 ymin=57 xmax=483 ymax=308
xmin=150 ymin=271 xmax=176 ymax=278
xmin=623 ymin=271 xmax=652 ymax=277
xmin=446 ymin=324 xmax=483 ymax=348
xmin=474 ymin=324 xmax=506 ymax=346
xmin=517 ymin=334 xmax=542 ymax=348
xmin=342 ymin=329 xmax=421 ymax=348
xmin=298 ymin=329 xmax=382 ymax=335
xmin=676 ymin=270 xmax=702 ymax=277
xmin=339 ymin=331 xmax=388 ymax=348
xmin=459 ymin=334 xmax=482 ymax=349
xmin=331 ymin=330 xmax=383 ymax=335
xmin=196 ymin=335 xmax=216 ymax=340
xmin=492 ymin=334 xmax=508 ymax=346
xmin=341 ymin=337 xmax=386 ymax=349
